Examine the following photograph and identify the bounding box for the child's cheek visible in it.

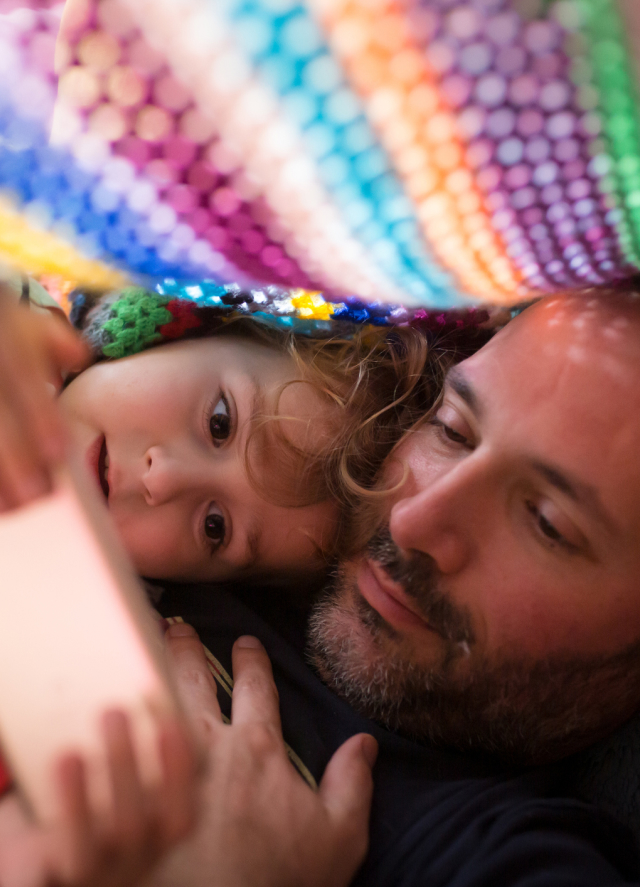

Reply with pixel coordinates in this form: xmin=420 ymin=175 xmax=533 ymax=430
xmin=111 ymin=507 xmax=191 ymax=579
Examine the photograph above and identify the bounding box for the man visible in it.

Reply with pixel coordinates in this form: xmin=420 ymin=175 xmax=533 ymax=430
xmin=150 ymin=289 xmax=640 ymax=886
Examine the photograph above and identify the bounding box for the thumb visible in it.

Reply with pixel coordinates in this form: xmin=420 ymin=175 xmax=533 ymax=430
xmin=44 ymin=316 xmax=90 ymax=374
xmin=319 ymin=733 xmax=377 ymax=861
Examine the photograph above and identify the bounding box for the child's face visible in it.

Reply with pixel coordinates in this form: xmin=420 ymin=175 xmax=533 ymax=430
xmin=59 ymin=337 xmax=338 ymax=581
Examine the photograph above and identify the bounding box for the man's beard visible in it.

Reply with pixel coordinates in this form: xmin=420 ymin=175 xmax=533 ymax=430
xmin=307 ymin=528 xmax=640 ymax=764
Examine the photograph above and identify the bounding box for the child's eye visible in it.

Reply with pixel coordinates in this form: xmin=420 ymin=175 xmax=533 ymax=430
xmin=209 ymin=395 xmax=231 ymax=445
xmin=204 ymin=505 xmax=225 ymax=546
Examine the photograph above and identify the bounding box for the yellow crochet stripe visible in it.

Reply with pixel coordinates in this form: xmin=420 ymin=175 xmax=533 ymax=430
xmin=0 ymin=195 xmax=128 ymax=290
xmin=166 ymin=616 xmax=317 ymax=790
xmin=290 ymin=289 xmax=341 ymax=320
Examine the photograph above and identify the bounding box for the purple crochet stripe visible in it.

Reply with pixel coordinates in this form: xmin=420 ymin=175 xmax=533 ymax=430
xmin=405 ymin=0 xmax=632 ymax=290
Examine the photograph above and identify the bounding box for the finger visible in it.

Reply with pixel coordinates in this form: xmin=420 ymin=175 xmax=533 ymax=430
xmin=0 ymin=362 xmax=65 ymax=474
xmin=11 ymin=314 xmax=80 ymax=463
xmin=0 ymin=309 xmax=66 ymax=477
xmin=0 ymin=829 xmax=50 ymax=887
xmin=319 ymin=733 xmax=377 ymax=861
xmin=230 ymin=636 xmax=281 ymax=732
xmin=102 ymin=709 xmax=148 ymax=851
xmin=0 ymin=403 xmax=51 ymax=507
xmin=155 ymin=717 xmax=198 ymax=844
xmin=51 ymin=753 xmax=95 ymax=884
xmin=43 ymin=313 xmax=89 ymax=376
xmin=165 ymin=623 xmax=223 ymax=738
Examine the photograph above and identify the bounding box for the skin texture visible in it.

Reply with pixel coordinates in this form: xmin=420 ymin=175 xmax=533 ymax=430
xmin=0 ymin=298 xmax=88 ymax=510
xmin=0 ymin=710 xmax=196 ymax=887
xmin=309 ymin=294 xmax=640 ymax=761
xmin=0 ymin=624 xmax=375 ymax=887
xmin=147 ymin=624 xmax=376 ymax=887
xmin=59 ymin=337 xmax=339 ymax=582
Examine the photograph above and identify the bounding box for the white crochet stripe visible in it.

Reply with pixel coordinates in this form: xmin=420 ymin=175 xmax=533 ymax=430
xmin=120 ymin=0 xmax=414 ymax=304
xmin=49 ymin=14 xmax=251 ymax=283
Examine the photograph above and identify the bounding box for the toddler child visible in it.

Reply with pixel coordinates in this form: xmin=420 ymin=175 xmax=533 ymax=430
xmin=3 ymin=281 xmax=434 ymax=581
xmin=0 ymin=277 xmax=437 ymax=886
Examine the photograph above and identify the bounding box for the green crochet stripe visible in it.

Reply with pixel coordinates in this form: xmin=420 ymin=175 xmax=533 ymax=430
xmin=574 ymin=0 xmax=640 ymax=264
xmin=101 ymin=288 xmax=173 ymax=359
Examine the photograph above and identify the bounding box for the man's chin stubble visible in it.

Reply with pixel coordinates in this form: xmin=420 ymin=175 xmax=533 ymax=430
xmin=306 ymin=561 xmax=465 ymax=740
xmin=306 ymin=561 xmax=640 ymax=764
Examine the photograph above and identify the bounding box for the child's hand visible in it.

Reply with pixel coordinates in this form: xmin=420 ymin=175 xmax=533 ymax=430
xmin=0 ymin=294 xmax=88 ymax=511
xmin=0 ymin=710 xmax=197 ymax=887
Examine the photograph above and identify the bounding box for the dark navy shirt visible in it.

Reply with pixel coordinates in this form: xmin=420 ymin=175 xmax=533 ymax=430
xmin=158 ymin=582 xmax=640 ymax=886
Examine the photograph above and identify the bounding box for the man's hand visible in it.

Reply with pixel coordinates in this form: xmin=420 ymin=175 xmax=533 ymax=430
xmin=155 ymin=623 xmax=377 ymax=887
xmin=0 ymin=711 xmax=197 ymax=887
xmin=0 ymin=295 xmax=88 ymax=510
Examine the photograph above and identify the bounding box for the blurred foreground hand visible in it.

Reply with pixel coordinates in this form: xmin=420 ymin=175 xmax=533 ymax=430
xmin=0 ymin=293 xmax=88 ymax=511
xmin=0 ymin=710 xmax=198 ymax=887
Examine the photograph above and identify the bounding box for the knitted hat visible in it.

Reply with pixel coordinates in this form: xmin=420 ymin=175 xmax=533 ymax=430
xmin=70 ymin=280 xmax=507 ymax=362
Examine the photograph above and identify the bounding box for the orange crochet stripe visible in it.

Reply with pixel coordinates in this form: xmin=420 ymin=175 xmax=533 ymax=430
xmin=315 ymin=0 xmax=523 ymax=303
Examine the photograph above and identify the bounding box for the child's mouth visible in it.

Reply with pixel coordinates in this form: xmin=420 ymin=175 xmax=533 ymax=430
xmin=98 ymin=437 xmax=110 ymax=501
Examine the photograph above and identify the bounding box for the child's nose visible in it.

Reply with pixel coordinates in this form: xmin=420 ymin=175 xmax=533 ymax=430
xmin=142 ymin=445 xmax=211 ymax=505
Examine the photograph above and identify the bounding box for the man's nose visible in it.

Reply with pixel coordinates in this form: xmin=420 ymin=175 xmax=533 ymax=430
xmin=142 ymin=444 xmax=213 ymax=505
xmin=389 ymin=456 xmax=485 ymax=575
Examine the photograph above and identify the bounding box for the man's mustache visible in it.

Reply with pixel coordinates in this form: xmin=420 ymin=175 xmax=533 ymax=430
xmin=366 ymin=528 xmax=475 ymax=646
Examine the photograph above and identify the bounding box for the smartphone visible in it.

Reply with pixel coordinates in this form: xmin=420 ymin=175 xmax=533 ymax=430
xmin=0 ymin=458 xmax=180 ymax=822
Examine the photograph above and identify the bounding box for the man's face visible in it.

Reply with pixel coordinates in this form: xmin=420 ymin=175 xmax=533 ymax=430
xmin=309 ymin=296 xmax=640 ymax=761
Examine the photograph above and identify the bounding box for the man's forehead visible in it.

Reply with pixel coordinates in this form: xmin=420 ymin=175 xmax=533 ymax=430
xmin=461 ymin=295 xmax=640 ymax=402
xmin=445 ymin=297 xmax=640 ymax=523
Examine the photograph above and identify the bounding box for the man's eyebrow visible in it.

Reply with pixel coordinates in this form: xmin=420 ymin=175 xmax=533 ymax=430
xmin=444 ymin=366 xmax=482 ymax=417
xmin=530 ymin=461 xmax=618 ymax=534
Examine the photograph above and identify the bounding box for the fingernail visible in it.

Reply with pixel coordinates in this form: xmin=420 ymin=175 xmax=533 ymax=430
xmin=236 ymin=635 xmax=263 ymax=649
xmin=361 ymin=735 xmax=378 ymax=768
xmin=166 ymin=622 xmax=197 ymax=638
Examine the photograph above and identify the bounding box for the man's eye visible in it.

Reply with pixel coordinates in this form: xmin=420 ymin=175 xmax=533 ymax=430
xmin=204 ymin=506 xmax=225 ymax=545
xmin=210 ymin=395 xmax=231 ymax=445
xmin=430 ymin=419 xmax=471 ymax=448
xmin=443 ymin=425 xmax=469 ymax=446
xmin=526 ymin=501 xmax=567 ymax=547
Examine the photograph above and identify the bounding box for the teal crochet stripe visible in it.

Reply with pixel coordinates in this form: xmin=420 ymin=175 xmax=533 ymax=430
xmin=227 ymin=0 xmax=459 ymax=305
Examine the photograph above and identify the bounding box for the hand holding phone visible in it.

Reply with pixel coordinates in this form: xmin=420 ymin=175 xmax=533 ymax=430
xmin=0 ymin=458 xmax=192 ymax=823
xmin=0 ymin=709 xmax=196 ymax=887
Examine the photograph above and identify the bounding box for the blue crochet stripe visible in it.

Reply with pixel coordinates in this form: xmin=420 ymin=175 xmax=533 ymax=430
xmin=153 ymin=277 xmax=407 ymax=329
xmin=225 ymin=0 xmax=461 ymax=306
xmin=0 ymin=95 xmax=226 ymax=282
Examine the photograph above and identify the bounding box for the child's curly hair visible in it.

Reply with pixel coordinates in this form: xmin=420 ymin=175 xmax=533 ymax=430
xmin=229 ymin=318 xmax=443 ymax=561
xmin=71 ymin=285 xmax=455 ymax=564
